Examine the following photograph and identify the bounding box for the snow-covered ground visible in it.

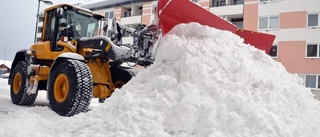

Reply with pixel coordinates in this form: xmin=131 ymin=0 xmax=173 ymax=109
xmin=1 ymin=23 xmax=320 ymax=137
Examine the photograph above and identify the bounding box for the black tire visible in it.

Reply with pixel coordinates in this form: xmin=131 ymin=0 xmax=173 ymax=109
xmin=110 ymin=67 xmax=133 ymax=89
xmin=10 ymin=61 xmax=38 ymax=105
xmin=47 ymin=59 xmax=93 ymax=117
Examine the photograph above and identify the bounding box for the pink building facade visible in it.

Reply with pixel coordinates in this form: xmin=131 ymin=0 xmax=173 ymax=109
xmin=83 ymin=0 xmax=320 ymax=99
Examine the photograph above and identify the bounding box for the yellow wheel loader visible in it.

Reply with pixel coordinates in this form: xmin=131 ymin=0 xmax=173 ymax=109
xmin=9 ymin=4 xmax=157 ymax=116
xmin=9 ymin=0 xmax=275 ymax=117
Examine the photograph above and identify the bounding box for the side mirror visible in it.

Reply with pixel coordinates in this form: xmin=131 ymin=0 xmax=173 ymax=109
xmin=103 ymin=19 xmax=109 ymax=36
xmin=55 ymin=7 xmax=64 ymax=18
xmin=103 ymin=19 xmax=108 ymax=32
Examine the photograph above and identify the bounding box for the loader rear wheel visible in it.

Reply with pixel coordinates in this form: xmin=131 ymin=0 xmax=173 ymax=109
xmin=10 ymin=61 xmax=38 ymax=105
xmin=48 ymin=59 xmax=93 ymax=116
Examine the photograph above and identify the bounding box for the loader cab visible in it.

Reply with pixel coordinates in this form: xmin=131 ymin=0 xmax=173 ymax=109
xmin=42 ymin=4 xmax=104 ymax=51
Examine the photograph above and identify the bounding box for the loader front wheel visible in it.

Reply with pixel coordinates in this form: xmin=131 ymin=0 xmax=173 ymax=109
xmin=48 ymin=59 xmax=93 ymax=116
xmin=10 ymin=61 xmax=38 ymax=105
xmin=53 ymin=74 xmax=69 ymax=103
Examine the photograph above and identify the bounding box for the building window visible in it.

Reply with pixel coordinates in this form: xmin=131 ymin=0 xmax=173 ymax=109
xmin=138 ymin=7 xmax=143 ymax=15
xmin=152 ymin=4 xmax=157 ymax=14
xmin=269 ymin=45 xmax=278 ymax=57
xmin=123 ymin=9 xmax=131 ymax=17
xmin=269 ymin=17 xmax=278 ymax=28
xmin=306 ymin=44 xmax=320 ymax=58
xmin=305 ymin=75 xmax=320 ymax=89
xmin=259 ymin=17 xmax=268 ymax=29
xmin=233 ymin=22 xmax=243 ymax=28
xmin=307 ymin=13 xmax=319 ymax=27
xmin=231 ymin=18 xmax=243 ymax=28
xmin=259 ymin=0 xmax=273 ymax=2
xmin=233 ymin=0 xmax=244 ymax=5
xmin=103 ymin=29 xmax=113 ymax=37
xmin=211 ymin=0 xmax=226 ymax=7
xmin=105 ymin=11 xmax=114 ymax=19
xmin=258 ymin=16 xmax=279 ymax=30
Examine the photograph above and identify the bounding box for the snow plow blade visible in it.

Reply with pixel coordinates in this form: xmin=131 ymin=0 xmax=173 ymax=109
xmin=236 ymin=29 xmax=275 ymax=54
xmin=157 ymin=0 xmax=275 ymax=54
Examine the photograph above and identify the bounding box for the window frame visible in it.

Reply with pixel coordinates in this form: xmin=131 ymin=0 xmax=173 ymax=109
xmin=258 ymin=16 xmax=279 ymax=30
xmin=138 ymin=7 xmax=143 ymax=16
xmin=109 ymin=11 xmax=114 ymax=19
xmin=259 ymin=0 xmax=278 ymax=3
xmin=151 ymin=4 xmax=158 ymax=14
xmin=105 ymin=11 xmax=114 ymax=19
xmin=123 ymin=8 xmax=131 ymax=18
xmin=305 ymin=74 xmax=320 ymax=90
xmin=307 ymin=13 xmax=320 ymax=28
xmin=231 ymin=18 xmax=243 ymax=28
xmin=211 ymin=0 xmax=226 ymax=7
xmin=233 ymin=0 xmax=244 ymax=5
xmin=305 ymin=43 xmax=320 ymax=58
xmin=44 ymin=10 xmax=56 ymax=41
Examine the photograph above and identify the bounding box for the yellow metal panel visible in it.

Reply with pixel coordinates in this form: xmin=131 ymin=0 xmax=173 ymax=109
xmin=105 ymin=43 xmax=111 ymax=52
xmin=31 ymin=65 xmax=50 ymax=82
xmin=30 ymin=41 xmax=52 ymax=60
xmin=86 ymin=58 xmax=115 ymax=98
xmin=30 ymin=41 xmax=78 ymax=60
xmin=86 ymin=59 xmax=113 ymax=85
xmin=93 ymin=84 xmax=112 ymax=98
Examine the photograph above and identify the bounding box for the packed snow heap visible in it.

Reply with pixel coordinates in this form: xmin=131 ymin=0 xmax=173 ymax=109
xmin=1 ymin=23 xmax=320 ymax=137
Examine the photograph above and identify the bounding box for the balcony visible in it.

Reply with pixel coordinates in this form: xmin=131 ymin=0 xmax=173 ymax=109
xmin=36 ymin=33 xmax=42 ymax=38
xmin=120 ymin=5 xmax=143 ymax=25
xmin=210 ymin=4 xmax=243 ymax=16
xmin=121 ymin=15 xmax=142 ymax=25
xmin=38 ymin=22 xmax=43 ymax=27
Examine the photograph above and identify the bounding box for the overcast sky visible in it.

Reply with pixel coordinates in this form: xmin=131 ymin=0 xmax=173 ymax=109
xmin=0 ymin=0 xmax=104 ymax=60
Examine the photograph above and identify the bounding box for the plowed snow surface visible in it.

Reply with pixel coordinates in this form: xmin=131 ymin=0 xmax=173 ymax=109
xmin=1 ymin=23 xmax=320 ymax=137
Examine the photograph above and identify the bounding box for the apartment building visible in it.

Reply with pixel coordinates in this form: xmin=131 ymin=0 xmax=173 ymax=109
xmin=35 ymin=14 xmax=45 ymax=42
xmin=83 ymin=0 xmax=320 ymax=99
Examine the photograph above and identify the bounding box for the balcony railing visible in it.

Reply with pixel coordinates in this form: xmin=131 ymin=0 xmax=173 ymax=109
xmin=211 ymin=0 xmax=244 ymax=7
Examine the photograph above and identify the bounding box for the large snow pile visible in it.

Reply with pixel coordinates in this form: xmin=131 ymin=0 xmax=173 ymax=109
xmin=1 ymin=23 xmax=320 ymax=137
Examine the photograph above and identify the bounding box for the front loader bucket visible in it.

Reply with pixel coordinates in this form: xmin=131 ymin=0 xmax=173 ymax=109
xmin=236 ymin=29 xmax=275 ymax=54
xmin=157 ymin=0 xmax=275 ymax=54
xmin=158 ymin=0 xmax=237 ymax=35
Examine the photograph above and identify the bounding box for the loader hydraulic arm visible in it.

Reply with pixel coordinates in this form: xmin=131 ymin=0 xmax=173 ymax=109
xmin=78 ymin=34 xmax=155 ymax=67
xmin=108 ymin=18 xmax=160 ymax=66
xmin=111 ymin=18 xmax=135 ymax=45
